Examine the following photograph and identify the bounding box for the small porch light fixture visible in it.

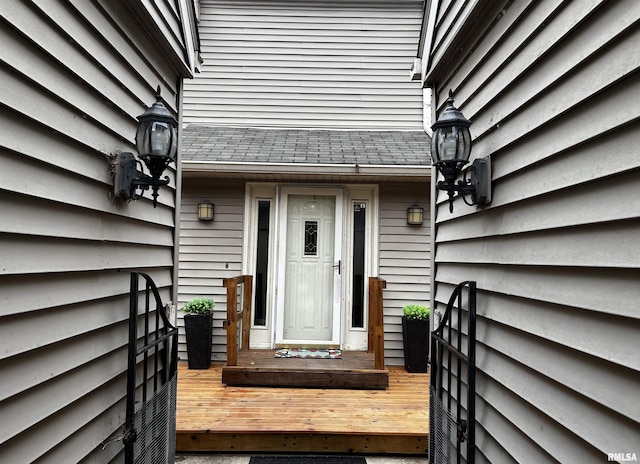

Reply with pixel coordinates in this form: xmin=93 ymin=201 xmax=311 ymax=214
xmin=113 ymin=87 xmax=178 ymax=207
xmin=407 ymin=204 xmax=424 ymax=225
xmin=431 ymin=91 xmax=491 ymax=212
xmin=198 ymin=201 xmax=214 ymax=221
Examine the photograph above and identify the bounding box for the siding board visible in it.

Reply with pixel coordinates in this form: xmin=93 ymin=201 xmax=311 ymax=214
xmin=0 ymin=192 xmax=175 ymax=246
xmin=0 ymin=0 xmax=197 ymax=460
xmin=0 ymin=111 xmax=112 ymax=183
xmin=470 ymin=14 xmax=640 ymax=142
xmin=92 ymin=0 xmax=181 ymax=103
xmin=1 ymin=321 xmax=128 ymax=400
xmin=436 ymin=263 xmax=639 ymax=319
xmin=39 ymin=399 xmax=126 ymax=463
xmin=437 ymin=167 xmax=640 ymax=241
xmin=444 ymin=0 xmax=534 ymax=96
xmin=2 ymin=347 xmax=128 ymax=442
xmin=436 ymin=221 xmax=640 ymax=268
xmin=0 ymin=24 xmax=136 ymax=138
xmin=2 ymin=375 xmax=128 ymax=463
xmin=177 ymin=182 xmax=245 ymax=362
xmin=425 ymin=0 xmax=640 ymax=459
xmin=1 ymin=236 xmax=173 ymax=275
xmin=474 ymin=379 xmax=597 ymax=464
xmin=0 ymin=270 xmax=172 ymax=317
xmin=0 ymin=298 xmax=130 ymax=362
xmin=378 ymin=183 xmax=430 ymax=365
xmin=487 ymin=76 xmax=640 ymax=181
xmin=477 ymin=342 xmax=639 ymax=457
xmin=461 ymin=0 xmax=623 ymax=123
xmin=184 ymin=0 xmax=424 ymax=129
xmin=479 ymin=319 xmax=640 ymax=423
xmin=0 ymin=67 xmax=133 ymax=155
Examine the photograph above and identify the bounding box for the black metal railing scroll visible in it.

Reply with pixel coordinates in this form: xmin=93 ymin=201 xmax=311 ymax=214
xmin=429 ymin=281 xmax=477 ymax=464
xmin=124 ymin=272 xmax=178 ymax=464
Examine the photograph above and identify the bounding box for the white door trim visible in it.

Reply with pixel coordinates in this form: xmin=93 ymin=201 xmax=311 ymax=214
xmin=243 ymin=183 xmax=277 ymax=349
xmin=343 ymin=186 xmax=379 ymax=350
xmin=244 ymin=183 xmax=379 ymax=350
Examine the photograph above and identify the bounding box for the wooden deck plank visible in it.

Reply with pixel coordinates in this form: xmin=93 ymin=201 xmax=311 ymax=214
xmin=234 ymin=350 xmax=378 ymax=369
xmin=221 ymin=350 xmax=389 ymax=389
xmin=176 ymin=362 xmax=429 ymax=454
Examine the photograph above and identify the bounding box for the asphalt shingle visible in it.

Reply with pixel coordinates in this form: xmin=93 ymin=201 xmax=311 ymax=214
xmin=182 ymin=126 xmax=431 ymax=166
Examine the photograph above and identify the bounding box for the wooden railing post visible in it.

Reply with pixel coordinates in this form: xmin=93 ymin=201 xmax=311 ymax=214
xmin=241 ymin=275 xmax=253 ymax=351
xmin=224 ymin=275 xmax=253 ymax=367
xmin=223 ymin=277 xmax=238 ymax=366
xmin=368 ymin=279 xmax=375 ymax=353
xmin=368 ymin=277 xmax=386 ymax=370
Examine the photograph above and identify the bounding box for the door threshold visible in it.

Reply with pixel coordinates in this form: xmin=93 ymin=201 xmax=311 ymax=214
xmin=275 ymin=343 xmax=340 ymax=350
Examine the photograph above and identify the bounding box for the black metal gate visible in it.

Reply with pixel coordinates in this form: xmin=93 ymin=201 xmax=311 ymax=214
xmin=124 ymin=272 xmax=178 ymax=464
xmin=429 ymin=281 xmax=477 ymax=464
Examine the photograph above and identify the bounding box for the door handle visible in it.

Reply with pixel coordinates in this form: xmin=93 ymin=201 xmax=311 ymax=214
xmin=333 ymin=260 xmax=341 ymax=275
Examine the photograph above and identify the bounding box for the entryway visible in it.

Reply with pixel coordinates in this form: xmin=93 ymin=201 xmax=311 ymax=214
xmin=245 ymin=183 xmax=378 ymax=352
xmin=221 ymin=275 xmax=387 ymax=389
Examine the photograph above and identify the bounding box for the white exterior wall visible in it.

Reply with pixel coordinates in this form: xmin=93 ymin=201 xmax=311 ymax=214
xmin=0 ymin=1 xmax=197 ymax=462
xmin=424 ymin=0 xmax=640 ymax=462
xmin=184 ymin=0 xmax=424 ymax=130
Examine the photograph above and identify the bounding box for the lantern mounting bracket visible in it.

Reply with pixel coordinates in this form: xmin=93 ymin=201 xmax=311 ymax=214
xmin=113 ymin=152 xmax=171 ymax=207
xmin=436 ymin=156 xmax=491 ymax=212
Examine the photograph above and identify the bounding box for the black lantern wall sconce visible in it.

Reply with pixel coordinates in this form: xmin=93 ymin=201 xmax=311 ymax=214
xmin=407 ymin=204 xmax=424 ymax=225
xmin=198 ymin=201 xmax=214 ymax=221
xmin=113 ymin=87 xmax=178 ymax=207
xmin=431 ymin=91 xmax=491 ymax=213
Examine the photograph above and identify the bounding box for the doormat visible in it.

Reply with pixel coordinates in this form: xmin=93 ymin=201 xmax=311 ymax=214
xmin=274 ymin=348 xmax=342 ymax=359
xmin=250 ymin=456 xmax=366 ymax=464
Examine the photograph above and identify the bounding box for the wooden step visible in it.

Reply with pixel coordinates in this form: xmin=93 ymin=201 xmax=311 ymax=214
xmin=221 ymin=350 xmax=389 ymax=389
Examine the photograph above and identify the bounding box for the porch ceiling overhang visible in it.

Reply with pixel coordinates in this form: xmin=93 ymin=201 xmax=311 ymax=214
xmin=182 ymin=160 xmax=430 ymax=182
xmin=181 ymin=125 xmax=432 ymax=182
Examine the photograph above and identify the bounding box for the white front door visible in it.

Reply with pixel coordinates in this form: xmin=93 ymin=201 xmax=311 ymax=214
xmin=275 ymin=187 xmax=343 ymax=346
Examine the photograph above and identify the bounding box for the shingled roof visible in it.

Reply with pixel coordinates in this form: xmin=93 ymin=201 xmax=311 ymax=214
xmin=182 ymin=125 xmax=431 ymax=166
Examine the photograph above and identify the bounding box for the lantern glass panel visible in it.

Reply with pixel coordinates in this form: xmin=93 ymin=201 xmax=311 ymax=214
xmin=198 ymin=202 xmax=214 ymax=221
xmin=136 ymin=121 xmax=177 ymax=160
xmin=431 ymin=125 xmax=471 ymax=164
xmin=407 ymin=206 xmax=423 ymax=225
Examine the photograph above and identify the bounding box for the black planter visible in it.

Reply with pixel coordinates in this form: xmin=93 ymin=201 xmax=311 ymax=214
xmin=402 ymin=316 xmax=430 ymax=373
xmin=184 ymin=313 xmax=213 ymax=369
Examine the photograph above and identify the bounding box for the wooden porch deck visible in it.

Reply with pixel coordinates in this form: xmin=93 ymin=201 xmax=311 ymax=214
xmin=176 ymin=362 xmax=429 ymax=455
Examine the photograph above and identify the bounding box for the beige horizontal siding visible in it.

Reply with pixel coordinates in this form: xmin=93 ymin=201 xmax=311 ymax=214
xmin=427 ymin=0 xmax=640 ymax=461
xmin=184 ymin=0 xmax=424 ymax=130
xmin=0 ymin=0 xmax=196 ymax=461
xmin=378 ymin=183 xmax=430 ymax=366
xmin=177 ymin=181 xmax=246 ymax=362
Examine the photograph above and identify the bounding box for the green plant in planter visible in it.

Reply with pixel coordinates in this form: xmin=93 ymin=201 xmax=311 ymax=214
xmin=403 ymin=304 xmax=430 ymax=321
xmin=182 ymin=297 xmax=214 ymax=315
xmin=402 ymin=304 xmax=430 ymax=373
xmin=182 ymin=297 xmax=214 ymax=369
